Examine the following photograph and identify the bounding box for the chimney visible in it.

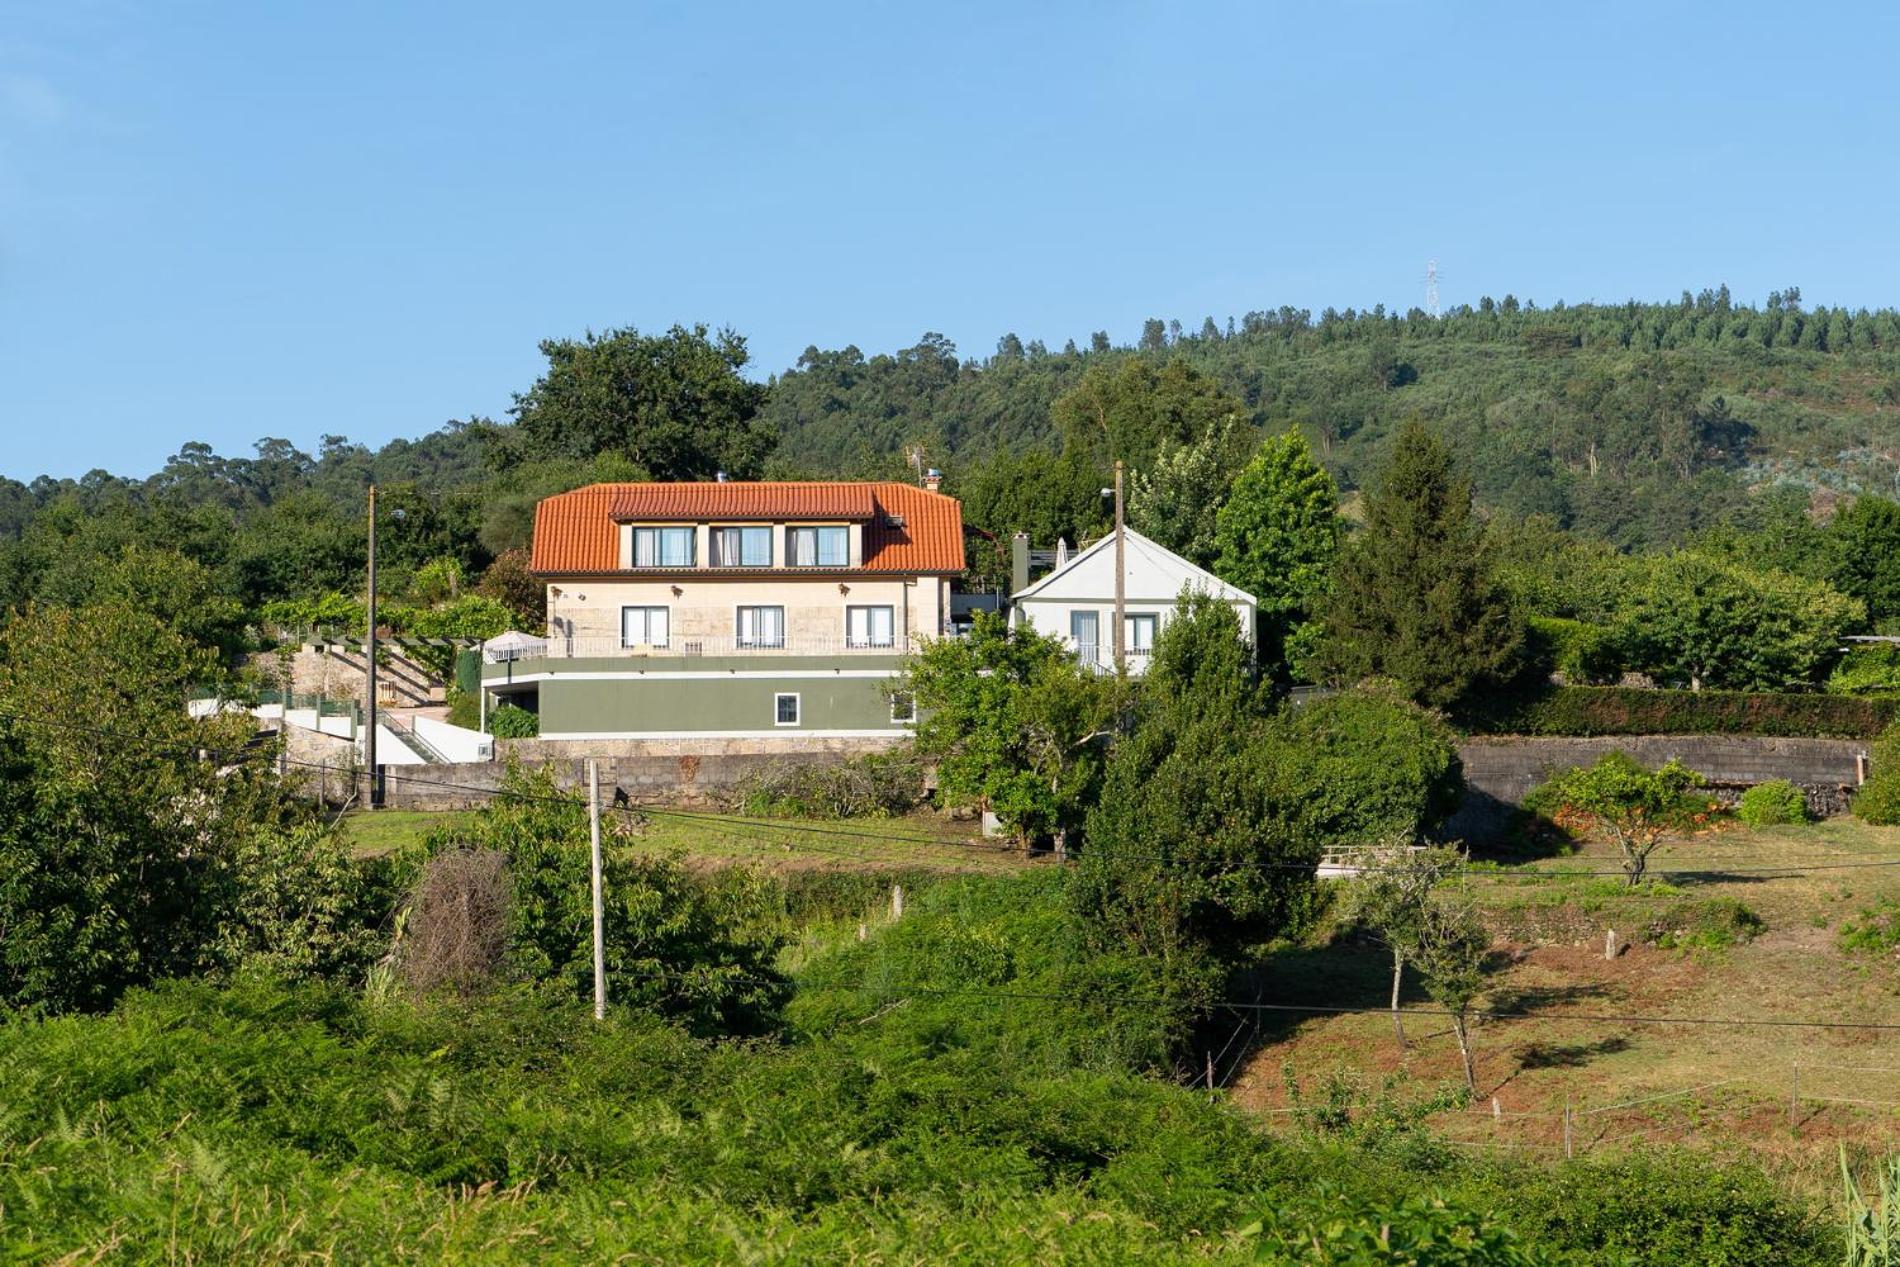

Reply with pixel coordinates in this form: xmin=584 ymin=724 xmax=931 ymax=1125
xmin=1010 ymin=533 xmax=1030 ymax=596
xmin=922 ymin=468 xmax=943 ymax=492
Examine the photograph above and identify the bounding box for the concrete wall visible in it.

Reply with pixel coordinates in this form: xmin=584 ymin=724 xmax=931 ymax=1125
xmin=1447 ymin=734 xmax=1869 ymax=842
xmin=378 ymin=738 xmax=902 ymax=810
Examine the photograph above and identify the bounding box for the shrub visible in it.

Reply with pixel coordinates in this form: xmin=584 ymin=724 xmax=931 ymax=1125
xmin=732 ymin=750 xmax=925 ymax=819
xmin=1839 ymin=897 xmax=1900 ymax=956
xmin=1830 ymin=644 xmax=1900 ymax=696
xmin=1268 ymin=680 xmax=1465 ymax=845
xmin=1649 ymin=897 xmax=1765 ymax=951
xmin=217 ymin=823 xmax=395 ymax=982
xmin=1737 ymin=779 xmax=1810 ymax=827
xmin=1527 ymin=615 xmax=1624 ymax=685
xmin=1470 ymin=685 xmax=1898 ymax=738
xmin=489 ymin=704 xmax=539 ymax=738
xmin=444 ymin=685 xmax=480 ymax=730
xmin=414 ymin=766 xmax=787 ymax=1035
xmin=1854 ymin=722 xmax=1900 ymax=825
xmin=394 ymin=847 xmax=512 ymax=995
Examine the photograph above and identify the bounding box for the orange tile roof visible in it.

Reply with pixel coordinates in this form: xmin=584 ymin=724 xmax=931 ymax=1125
xmin=530 ymin=481 xmax=966 ymax=576
xmin=607 ymin=482 xmax=875 ymax=521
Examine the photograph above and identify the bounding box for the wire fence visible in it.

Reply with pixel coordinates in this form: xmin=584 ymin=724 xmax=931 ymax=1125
xmin=1251 ymin=1063 xmax=1900 ymax=1158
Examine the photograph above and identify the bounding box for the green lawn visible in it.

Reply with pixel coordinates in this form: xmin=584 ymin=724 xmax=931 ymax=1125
xmin=338 ymin=805 xmax=1029 ymax=874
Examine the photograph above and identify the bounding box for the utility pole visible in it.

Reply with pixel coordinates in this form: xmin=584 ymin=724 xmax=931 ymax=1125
xmin=1112 ymin=459 xmax=1126 ymax=673
xmin=364 ymin=483 xmax=380 ymax=808
xmin=588 ymin=758 xmax=607 ymax=1021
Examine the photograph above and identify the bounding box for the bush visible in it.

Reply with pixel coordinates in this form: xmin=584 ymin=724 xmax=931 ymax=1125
xmin=444 ymin=685 xmax=480 ymax=730
xmin=1648 ymin=897 xmax=1765 ymax=951
xmin=1268 ymin=680 xmax=1465 ymax=845
xmin=1839 ymin=897 xmax=1900 ymax=956
xmin=489 ymin=703 xmax=539 ymax=738
xmin=1828 ymin=643 xmax=1900 ymax=696
xmin=1526 ymin=616 xmax=1624 ymax=685
xmin=217 ymin=823 xmax=395 ymax=982
xmin=1854 ymin=722 xmax=1900 ymax=825
xmin=1470 ymin=685 xmax=1898 ymax=738
xmin=732 ymin=750 xmax=925 ymax=819
xmin=1737 ymin=780 xmax=1810 ymax=827
xmin=412 ymin=766 xmax=787 ymax=1035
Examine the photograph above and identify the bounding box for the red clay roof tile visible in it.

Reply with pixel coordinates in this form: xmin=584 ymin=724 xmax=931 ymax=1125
xmin=530 ymin=481 xmax=965 ymax=575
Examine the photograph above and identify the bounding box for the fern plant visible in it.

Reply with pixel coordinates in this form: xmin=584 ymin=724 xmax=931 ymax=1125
xmin=1844 ymin=1148 xmax=1900 ymax=1266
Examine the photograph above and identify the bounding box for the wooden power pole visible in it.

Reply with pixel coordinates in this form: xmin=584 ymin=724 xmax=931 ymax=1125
xmin=588 ymin=759 xmax=607 ymax=1021
xmin=1112 ymin=459 xmax=1126 ymax=673
xmin=364 ymin=483 xmax=380 ymax=807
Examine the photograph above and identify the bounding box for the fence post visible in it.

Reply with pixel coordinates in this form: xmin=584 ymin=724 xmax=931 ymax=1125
xmin=1789 ymin=1065 xmax=1800 ymax=1133
xmin=588 ymin=759 xmax=606 ymax=1022
xmin=891 ymin=884 xmax=904 ymax=920
xmin=1563 ymin=1098 xmax=1574 ymax=1159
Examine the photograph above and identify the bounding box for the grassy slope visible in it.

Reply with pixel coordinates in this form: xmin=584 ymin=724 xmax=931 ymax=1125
xmin=340 ymin=805 xmax=1033 ymax=873
xmin=1232 ymin=818 xmax=1900 ymax=1195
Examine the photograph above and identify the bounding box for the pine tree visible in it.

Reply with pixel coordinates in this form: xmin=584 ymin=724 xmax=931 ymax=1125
xmin=1315 ymin=421 xmax=1521 ymax=709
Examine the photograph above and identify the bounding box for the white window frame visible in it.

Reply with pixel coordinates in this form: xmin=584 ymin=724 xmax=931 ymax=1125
xmin=620 ymin=605 xmax=670 ymax=649
xmin=846 ymin=604 xmax=895 ymax=648
xmin=736 ymin=604 xmax=786 ymax=649
xmin=632 ymin=526 xmax=696 ymax=568
xmin=890 ymin=690 xmax=916 ymax=724
xmin=1125 ymin=612 xmax=1158 ymax=655
xmin=774 ymin=692 xmax=801 ymax=726
xmin=711 ymin=525 xmax=773 ymax=568
xmin=1070 ymin=609 xmax=1101 ymax=663
xmin=789 ymin=524 xmax=850 ymax=568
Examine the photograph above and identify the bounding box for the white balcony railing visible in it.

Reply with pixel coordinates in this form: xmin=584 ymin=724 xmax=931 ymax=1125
xmin=537 ymin=633 xmax=922 ymax=660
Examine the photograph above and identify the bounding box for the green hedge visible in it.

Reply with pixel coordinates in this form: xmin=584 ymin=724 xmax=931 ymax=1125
xmin=1467 ymin=686 xmax=1899 ymax=739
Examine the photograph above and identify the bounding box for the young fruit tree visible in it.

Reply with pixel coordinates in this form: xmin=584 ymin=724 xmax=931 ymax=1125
xmin=1532 ymin=752 xmax=1704 ymax=886
xmin=1409 ymin=897 xmax=1494 ymax=1094
xmin=1347 ymin=845 xmax=1464 ymax=1049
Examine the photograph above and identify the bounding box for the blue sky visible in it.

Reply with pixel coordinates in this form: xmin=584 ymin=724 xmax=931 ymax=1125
xmin=3 ymin=1 xmax=1896 ymax=480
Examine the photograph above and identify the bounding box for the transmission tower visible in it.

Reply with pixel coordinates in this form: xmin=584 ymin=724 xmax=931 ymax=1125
xmin=1424 ymin=259 xmax=1441 ymax=318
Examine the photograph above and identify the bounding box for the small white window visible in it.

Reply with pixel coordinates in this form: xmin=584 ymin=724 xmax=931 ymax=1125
xmin=632 ymin=526 xmax=695 ymax=568
xmin=790 ymin=525 xmax=850 ymax=567
xmin=774 ymin=692 xmax=800 ymax=726
xmin=890 ymin=691 xmax=916 ymax=724
xmin=1125 ymin=613 xmax=1158 ymax=655
xmin=738 ymin=605 xmax=786 ymax=649
xmin=621 ymin=606 xmax=670 ymax=648
xmin=711 ymin=526 xmax=773 ymax=567
xmin=846 ymin=605 xmax=895 ymax=648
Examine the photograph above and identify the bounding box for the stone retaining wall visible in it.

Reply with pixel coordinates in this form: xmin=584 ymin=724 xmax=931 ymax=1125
xmin=379 ymin=740 xmax=899 ymax=811
xmin=1447 ymin=734 xmax=1869 ymax=842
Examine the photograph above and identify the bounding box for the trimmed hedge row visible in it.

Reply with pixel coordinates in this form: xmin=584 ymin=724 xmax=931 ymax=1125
xmin=1465 ymin=685 xmax=1900 ymax=739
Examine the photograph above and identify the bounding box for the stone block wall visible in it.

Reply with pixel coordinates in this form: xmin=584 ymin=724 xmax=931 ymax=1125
xmin=1447 ymin=734 xmax=1869 ymax=842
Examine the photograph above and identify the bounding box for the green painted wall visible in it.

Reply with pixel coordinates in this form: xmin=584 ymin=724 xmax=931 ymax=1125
xmin=485 ymin=655 xmax=910 ymax=735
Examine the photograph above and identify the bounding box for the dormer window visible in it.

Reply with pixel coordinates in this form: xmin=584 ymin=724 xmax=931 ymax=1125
xmin=710 ymin=526 xmax=772 ymax=568
xmin=789 ymin=525 xmax=848 ymax=567
xmin=633 ymin=526 xmax=696 ymax=568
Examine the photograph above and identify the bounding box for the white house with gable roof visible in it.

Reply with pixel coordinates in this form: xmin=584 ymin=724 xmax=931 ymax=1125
xmin=1008 ymin=528 xmax=1257 ymax=674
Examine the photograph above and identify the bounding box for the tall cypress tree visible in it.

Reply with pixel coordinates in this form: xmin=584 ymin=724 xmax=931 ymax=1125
xmin=1316 ymin=421 xmax=1521 ymax=709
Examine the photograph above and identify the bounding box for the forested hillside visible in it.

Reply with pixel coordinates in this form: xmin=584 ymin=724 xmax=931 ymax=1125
xmin=764 ymin=287 xmax=1900 ymax=551
xmin=4 ymin=288 xmax=1900 ymax=630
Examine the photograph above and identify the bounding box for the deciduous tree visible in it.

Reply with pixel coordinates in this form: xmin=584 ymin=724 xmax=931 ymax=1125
xmin=512 ymin=324 xmax=773 ymax=478
xmin=1212 ymin=430 xmax=1341 ymax=668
